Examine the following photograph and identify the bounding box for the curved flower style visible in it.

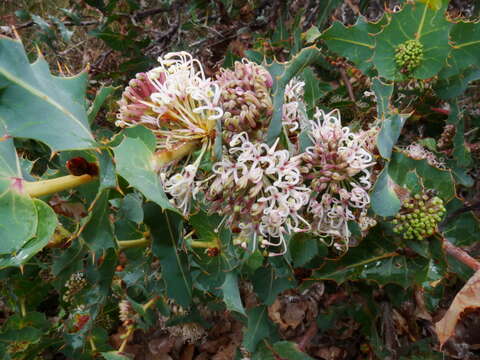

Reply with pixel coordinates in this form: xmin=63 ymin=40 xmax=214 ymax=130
xmin=160 ymin=144 xmax=208 ymax=215
xmin=282 ymin=77 xmax=307 ymax=135
xmin=301 ymin=109 xmax=376 ymax=246
xmin=216 ymin=60 xmax=273 ymax=141
xmin=117 ymin=52 xmax=222 ymax=151
xmin=206 ymin=132 xmax=310 ymax=256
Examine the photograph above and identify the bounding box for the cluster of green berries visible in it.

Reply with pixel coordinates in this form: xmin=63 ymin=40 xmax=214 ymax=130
xmin=395 ymin=39 xmax=424 ymax=73
xmin=392 ymin=193 xmax=445 ymax=240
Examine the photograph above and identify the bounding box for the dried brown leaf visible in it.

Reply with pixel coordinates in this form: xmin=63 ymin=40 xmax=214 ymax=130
xmin=435 ymin=270 xmax=480 ymax=346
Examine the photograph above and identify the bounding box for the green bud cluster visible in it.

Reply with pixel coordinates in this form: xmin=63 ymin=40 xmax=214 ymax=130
xmin=395 ymin=39 xmax=424 ymax=73
xmin=392 ymin=193 xmax=445 ymax=240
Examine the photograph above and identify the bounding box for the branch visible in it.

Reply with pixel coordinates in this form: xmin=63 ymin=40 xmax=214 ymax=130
xmin=134 ymin=6 xmax=171 ymax=21
xmin=118 ymin=238 xmax=150 ymax=250
xmin=298 ymin=322 xmax=317 ymax=351
xmin=442 ymin=236 xmax=480 ymax=271
xmin=15 ymin=20 xmax=98 ymax=30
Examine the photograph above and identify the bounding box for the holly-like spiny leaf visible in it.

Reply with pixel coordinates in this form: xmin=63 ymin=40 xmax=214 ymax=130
xmin=0 ymin=199 xmax=56 ymax=268
xmin=311 ymin=231 xmax=431 ymax=288
xmin=242 ymin=306 xmax=277 ymax=353
xmin=113 ymin=136 xmax=175 ymax=212
xmin=370 ymin=165 xmax=402 ymax=217
xmin=321 ymin=17 xmax=377 ymax=72
xmin=372 ymin=77 xmax=394 ymax=120
xmin=377 ymin=113 xmax=409 ymax=160
xmin=265 ymin=46 xmax=321 ymax=145
xmin=0 ymin=37 xmax=95 ymax=151
xmin=144 ymin=203 xmax=192 ymax=308
xmin=373 ymin=1 xmax=451 ymax=80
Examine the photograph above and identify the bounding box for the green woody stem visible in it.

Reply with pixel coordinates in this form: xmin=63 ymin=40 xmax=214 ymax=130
xmin=188 ymin=240 xmax=218 ymax=248
xmin=25 ymin=174 xmax=94 ymax=198
xmin=24 ymin=140 xmax=200 ymax=198
xmin=118 ymin=238 xmax=150 ymax=250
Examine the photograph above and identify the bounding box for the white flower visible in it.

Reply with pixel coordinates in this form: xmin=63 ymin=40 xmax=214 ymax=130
xmin=205 ymin=132 xmax=310 ymax=256
xmin=117 ymin=52 xmax=222 ymax=152
xmin=301 ymin=109 xmax=376 ymax=244
xmin=282 ymin=77 xmax=306 ymax=133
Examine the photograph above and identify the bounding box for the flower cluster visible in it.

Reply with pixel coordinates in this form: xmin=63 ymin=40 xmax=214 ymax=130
xmin=437 ymin=124 xmax=455 ymax=150
xmin=63 ymin=272 xmax=87 ymax=303
xmin=206 ymin=132 xmax=310 ymax=255
xmin=117 ymin=53 xmax=380 ymax=255
xmin=216 ymin=59 xmax=273 ymax=142
xmin=300 ymin=109 xmax=376 ymax=246
xmin=395 ymin=39 xmax=424 ymax=73
xmin=117 ymin=51 xmax=222 ymax=151
xmin=392 ymin=192 xmax=445 ymax=240
xmin=119 ymin=299 xmax=136 ymax=326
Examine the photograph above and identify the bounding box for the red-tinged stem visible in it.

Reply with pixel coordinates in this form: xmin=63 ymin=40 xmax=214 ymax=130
xmin=441 ymin=236 xmax=480 ymax=271
xmin=298 ymin=322 xmax=318 ymax=351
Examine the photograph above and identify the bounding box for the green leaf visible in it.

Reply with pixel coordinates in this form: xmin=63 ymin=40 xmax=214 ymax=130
xmin=321 ymin=17 xmax=376 ymax=72
xmin=119 ymin=193 xmax=144 ymax=224
xmin=80 ymin=189 xmax=115 ymax=251
xmin=315 ymin=0 xmax=343 ymax=29
xmin=98 ymin=149 xmax=117 ymax=191
xmin=110 ymin=125 xmax=157 ymax=152
xmin=447 ymin=101 xmax=472 ymax=168
xmin=370 ymin=165 xmax=401 ymax=217
xmin=0 ymin=182 xmax=38 ymax=255
xmin=312 ymin=232 xmax=430 ymax=287
xmin=435 ymin=67 xmax=480 ymax=99
xmin=114 ymin=137 xmax=175 ymax=211
xmin=222 ymin=50 xmax=241 ymax=68
xmin=88 ymin=85 xmax=117 ymax=124
xmin=0 ymin=199 xmax=56 ymax=268
xmin=190 ymin=212 xmax=238 ymax=291
xmin=446 ymin=22 xmax=480 ymax=75
xmin=50 ymin=16 xmax=74 ymax=42
xmin=389 ymin=151 xmax=455 ymax=200
xmin=272 ymin=341 xmax=315 ymax=360
xmin=101 ymin=351 xmax=133 ymax=360
xmin=372 ymin=78 xmax=394 ymax=120
xmin=242 ymin=306 xmax=276 ymax=353
xmin=377 ymin=113 xmax=409 ymax=159
xmin=221 ymin=272 xmax=246 ymax=316
xmin=144 ymin=203 xmax=192 ymax=308
xmin=0 ymin=125 xmax=40 ymax=255
xmin=289 ymin=234 xmax=324 ymax=267
xmin=252 ymin=266 xmax=295 ymax=305
xmin=303 ymin=26 xmax=321 ymax=43
xmin=0 ymin=37 xmax=95 ymax=150
xmin=252 ymin=342 xmax=276 ymax=360
xmin=265 ymin=46 xmax=321 ymax=145
xmin=442 ymin=198 xmax=480 ymax=247
xmin=302 ymin=68 xmax=331 ymax=113
xmin=373 ymin=2 xmax=451 ymax=80
xmin=189 ymin=212 xmax=220 ymax=243
xmin=0 ymin=125 xmax=20 ymax=178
